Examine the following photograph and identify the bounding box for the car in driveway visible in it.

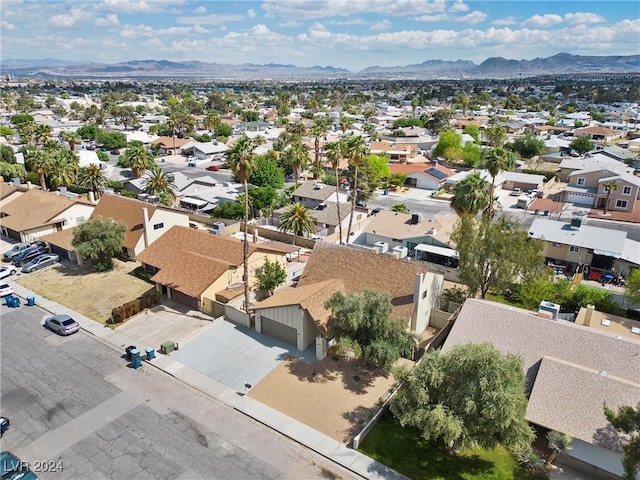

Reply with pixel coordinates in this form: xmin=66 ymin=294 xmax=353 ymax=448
xmin=0 ymin=266 xmax=17 ymax=279
xmin=11 ymin=246 xmax=48 ymax=266
xmin=2 ymin=242 xmax=31 ymax=262
xmin=21 ymin=254 xmax=59 ymax=273
xmin=0 ymin=283 xmax=14 ymax=297
xmin=206 ymin=165 xmax=220 ymax=171
xmin=44 ymin=314 xmax=80 ymax=335
xmin=509 ymin=187 xmax=522 ymax=196
xmin=0 ymin=451 xmax=38 ymax=479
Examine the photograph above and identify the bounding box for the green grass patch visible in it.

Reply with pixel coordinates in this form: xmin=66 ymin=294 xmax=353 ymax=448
xmin=358 ymin=412 xmax=538 ymax=480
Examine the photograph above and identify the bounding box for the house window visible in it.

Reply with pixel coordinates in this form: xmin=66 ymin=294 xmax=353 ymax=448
xmin=576 ymin=177 xmax=586 ymax=186
xmin=75 ymin=216 xmax=85 ymax=224
xmin=615 ymin=200 xmax=628 ymax=208
xmin=569 ymin=245 xmax=580 ymax=253
xmin=153 ymin=222 xmax=164 ymax=230
xmin=622 ymin=186 xmax=632 ymax=195
xmin=392 ymin=238 xmax=402 ymax=243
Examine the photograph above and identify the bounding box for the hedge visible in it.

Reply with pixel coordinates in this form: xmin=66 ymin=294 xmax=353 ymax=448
xmin=111 ymin=289 xmax=161 ymax=323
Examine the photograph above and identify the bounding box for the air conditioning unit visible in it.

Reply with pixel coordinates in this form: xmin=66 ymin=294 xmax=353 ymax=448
xmin=210 ymin=222 xmax=226 ymax=235
xmin=411 ymin=212 xmax=423 ymax=224
xmin=391 ymin=245 xmax=408 ymax=259
xmin=313 ymin=182 xmax=326 ymax=190
xmin=373 ymin=241 xmax=389 ymax=254
xmin=147 ymin=195 xmax=160 ymax=204
xmin=166 ymin=174 xmax=175 ymax=182
xmin=57 ymin=186 xmax=67 ymax=195
xmin=137 ymin=193 xmax=149 ymax=201
xmin=10 ymin=177 xmax=21 ymax=186
xmin=538 ymin=300 xmax=561 ymax=320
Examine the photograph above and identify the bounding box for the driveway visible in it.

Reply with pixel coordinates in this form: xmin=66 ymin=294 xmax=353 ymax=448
xmin=171 ymin=319 xmax=315 ymax=392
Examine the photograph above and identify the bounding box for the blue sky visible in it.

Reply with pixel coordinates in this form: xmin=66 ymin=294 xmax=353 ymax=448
xmin=2 ymin=0 xmax=639 ymax=70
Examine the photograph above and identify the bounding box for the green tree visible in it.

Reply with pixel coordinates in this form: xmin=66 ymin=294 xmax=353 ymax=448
xmin=432 ymin=131 xmax=462 ymax=159
xmin=76 ymin=123 xmax=101 ymax=140
xmin=604 ymin=402 xmax=640 ymax=480
xmin=77 ymin=164 xmax=107 ymax=200
xmin=211 ymin=201 xmax=244 ymax=220
xmin=72 ymin=216 xmax=127 ymax=272
xmin=461 ymin=142 xmax=482 ymax=167
xmin=282 ymin=140 xmax=310 ymax=184
xmin=121 ymin=144 xmax=154 ymax=179
xmin=61 ymin=131 xmax=82 ymax=151
xmin=484 ymin=125 xmax=507 ymax=148
xmin=482 ymin=147 xmax=509 ymax=219
xmin=569 ymin=135 xmax=593 ymax=155
xmin=278 ymin=203 xmax=317 ymax=245
xmin=0 ymin=162 xmax=27 ymax=182
xmin=10 ymin=113 xmax=33 ymax=126
xmin=602 ymin=180 xmax=618 ymax=214
xmin=390 ymin=203 xmax=410 ymax=213
xmin=26 ymin=149 xmax=51 ymax=190
xmin=248 ymin=156 xmax=284 ymax=189
xmin=227 ymin=135 xmax=265 ymax=312
xmin=463 ymin=124 xmax=481 ymax=144
xmin=142 ymin=165 xmax=177 ymax=206
xmin=255 ymin=258 xmax=287 ymax=296
xmin=324 ymin=140 xmax=345 ymax=244
xmin=0 ymin=125 xmax=15 ymax=138
xmin=325 ymin=289 xmax=417 ymax=371
xmin=48 ymin=148 xmax=79 ymax=188
xmin=626 ymin=269 xmax=640 ymax=305
xmin=450 ymin=172 xmax=489 ymax=217
xmin=344 ymin=133 xmax=368 ymax=240
xmin=33 ymin=123 xmax=53 ymax=148
xmin=0 ymin=145 xmax=16 ymax=163
xmin=391 ymin=342 xmax=534 ymax=455
xmin=367 ymin=154 xmax=391 ymax=183
xmin=546 ymin=431 xmax=573 ymax=467
xmin=451 ymin=216 xmax=543 ymax=298
xmin=509 ymin=134 xmax=545 ymax=160
xmin=426 ymin=109 xmax=452 ymax=133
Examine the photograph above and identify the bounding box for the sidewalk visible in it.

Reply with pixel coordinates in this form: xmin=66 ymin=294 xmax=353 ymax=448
xmin=9 ymin=283 xmax=405 ymax=480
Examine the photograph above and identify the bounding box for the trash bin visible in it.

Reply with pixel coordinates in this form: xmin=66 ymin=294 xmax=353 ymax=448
xmin=27 ymin=296 xmax=35 ymax=306
xmin=383 ymin=189 xmax=388 ymax=195
xmin=130 ymin=349 xmax=142 ymax=369
xmin=4 ymin=295 xmax=15 ymax=306
xmin=8 ymin=296 xmax=19 ymax=308
xmin=125 ymin=345 xmax=137 ymax=361
xmin=145 ymin=347 xmax=155 ymax=361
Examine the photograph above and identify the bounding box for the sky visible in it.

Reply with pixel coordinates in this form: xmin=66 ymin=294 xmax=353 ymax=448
xmin=1 ymin=0 xmax=639 ymax=71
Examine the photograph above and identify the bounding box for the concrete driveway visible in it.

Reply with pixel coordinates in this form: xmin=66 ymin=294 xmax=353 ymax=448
xmin=171 ymin=319 xmax=315 ymax=392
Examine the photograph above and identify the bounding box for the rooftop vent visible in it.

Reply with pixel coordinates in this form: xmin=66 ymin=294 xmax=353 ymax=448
xmin=570 ymin=217 xmax=583 ymax=229
xmin=411 ymin=212 xmax=423 ymax=224
xmin=313 ymin=182 xmax=326 ymax=190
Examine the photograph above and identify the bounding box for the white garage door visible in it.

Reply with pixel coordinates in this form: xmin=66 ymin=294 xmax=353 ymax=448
xmin=567 ymin=192 xmax=594 ymax=206
xmin=261 ymin=317 xmax=297 ymax=347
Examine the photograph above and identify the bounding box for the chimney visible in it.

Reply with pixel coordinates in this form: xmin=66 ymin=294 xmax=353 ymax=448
xmin=142 ymin=208 xmax=150 ymax=248
xmin=252 ymin=230 xmax=258 ymax=243
xmin=584 ymin=304 xmax=595 ymax=327
xmin=413 ymin=272 xmax=424 ymax=305
xmin=88 ymin=191 xmax=96 ymax=203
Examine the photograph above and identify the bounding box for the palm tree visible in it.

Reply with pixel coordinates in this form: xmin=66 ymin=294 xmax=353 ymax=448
xmin=204 ymin=111 xmax=221 ymax=137
xmin=339 ymin=115 xmax=354 ymax=133
xmin=227 ymin=135 xmax=265 ymax=312
xmin=310 ymin=117 xmax=330 ymax=179
xmin=484 ymin=125 xmax=507 ymax=148
xmin=324 ymin=140 xmax=345 ymax=244
xmin=482 ymin=147 xmax=508 ymax=219
xmin=343 ymin=133 xmax=368 ymax=241
xmin=61 ymin=131 xmax=81 ymax=151
xmin=125 ymin=144 xmax=153 ymax=179
xmin=26 ymin=149 xmax=51 ymax=190
xmin=33 ymin=124 xmax=52 ymax=148
xmin=278 ymin=203 xmax=317 ymax=246
xmin=48 ymin=149 xmax=79 ymax=188
xmin=286 ymin=121 xmax=307 ymax=139
xmin=285 ymin=140 xmax=310 ymax=183
xmin=546 ymin=431 xmax=572 ymax=467
xmin=451 ymin=172 xmax=490 ymax=217
xmin=602 ymin=180 xmax=618 ymax=214
xmin=142 ymin=166 xmax=177 ymax=206
xmin=77 ymin=164 xmax=107 ymax=200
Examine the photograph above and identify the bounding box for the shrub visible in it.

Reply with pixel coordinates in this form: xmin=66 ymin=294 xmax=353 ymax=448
xmin=111 ymin=290 xmax=161 ymax=323
xmin=133 ymin=266 xmax=154 ymax=283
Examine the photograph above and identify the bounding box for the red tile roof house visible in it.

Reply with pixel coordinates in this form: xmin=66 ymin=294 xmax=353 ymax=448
xmin=252 ymin=242 xmax=444 ymax=360
xmin=389 ymin=162 xmax=456 ymax=190
xmin=443 ymin=299 xmax=639 ymax=479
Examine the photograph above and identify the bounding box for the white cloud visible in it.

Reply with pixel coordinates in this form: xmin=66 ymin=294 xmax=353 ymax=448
xmin=50 ymin=7 xmax=89 ymax=28
xmin=99 ymin=0 xmax=185 ymax=14
xmin=415 ymin=10 xmax=485 ymax=24
xmin=564 ymin=12 xmax=605 ymax=25
xmin=94 ymin=13 xmax=120 ymax=27
xmin=194 ymin=6 xmax=206 ymax=14
xmin=449 ymin=0 xmax=468 ymax=13
xmin=329 ymin=18 xmax=368 ymax=26
xmin=459 ymin=11 xmax=486 ymax=24
xmin=370 ymin=19 xmax=391 ymax=31
xmin=277 ymin=19 xmax=303 ymax=28
xmin=1 ymin=20 xmax=16 ymax=30
xmin=521 ymin=14 xmax=563 ymax=28
xmin=262 ymin=0 xmax=447 ymax=20
xmin=142 ymin=38 xmax=163 ymax=48
xmin=247 ymin=9 xmax=256 ymax=19
xmin=176 ymin=14 xmax=245 ymax=25
xmin=492 ymin=17 xmax=516 ymax=26
xmin=120 ymin=23 xmax=154 ymax=38
xmin=415 ymin=13 xmax=449 ymax=22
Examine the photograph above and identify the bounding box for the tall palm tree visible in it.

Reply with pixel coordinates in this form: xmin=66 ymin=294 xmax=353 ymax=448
xmin=61 ymin=131 xmax=81 ymax=151
xmin=310 ymin=117 xmax=330 ymax=179
xmin=324 ymin=140 xmax=345 ymax=244
xmin=33 ymin=124 xmax=52 ymax=148
xmin=286 ymin=121 xmax=307 ymax=139
xmin=48 ymin=149 xmax=79 ymax=189
xmin=77 ymin=164 xmax=107 ymax=200
xmin=204 ymin=111 xmax=221 ymax=137
xmin=482 ymin=147 xmax=508 ymax=219
xmin=142 ymin=166 xmax=177 ymax=206
xmin=124 ymin=144 xmax=153 ymax=179
xmin=278 ymin=203 xmax=317 ymax=246
xmin=285 ymin=140 xmax=310 ymax=183
xmin=602 ymin=180 xmax=618 ymax=214
xmin=227 ymin=135 xmax=265 ymax=313
xmin=343 ymin=133 xmax=368 ymax=241
xmin=451 ymin=172 xmax=490 ymax=217
xmin=26 ymin=149 xmax=51 ymax=190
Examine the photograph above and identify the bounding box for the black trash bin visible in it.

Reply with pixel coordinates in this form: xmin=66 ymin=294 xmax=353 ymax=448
xmin=125 ymin=345 xmax=137 ymax=361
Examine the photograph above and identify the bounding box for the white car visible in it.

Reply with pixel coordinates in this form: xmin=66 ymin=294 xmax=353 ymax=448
xmin=0 ymin=283 xmax=14 ymax=297
xmin=0 ymin=266 xmax=17 ymax=280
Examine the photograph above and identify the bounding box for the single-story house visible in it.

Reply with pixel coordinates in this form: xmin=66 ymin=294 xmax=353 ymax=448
xmin=181 ymin=140 xmax=229 ymax=161
xmin=150 ymin=136 xmax=192 ymax=155
xmin=445 ymin=169 xmax=543 ymax=194
xmin=389 ymin=162 xmax=456 ymax=190
xmin=369 ymin=140 xmax=417 ymax=162
xmin=574 ymin=126 xmax=624 ymax=143
xmin=0 ymin=182 xmax=26 ymax=209
xmin=291 ymin=181 xmax=348 ymax=209
xmin=442 ymin=299 xmax=639 ymax=479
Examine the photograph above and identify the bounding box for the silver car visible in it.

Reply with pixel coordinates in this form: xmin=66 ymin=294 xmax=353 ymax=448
xmin=2 ymin=242 xmax=31 ymax=261
xmin=21 ymin=254 xmax=59 ymax=273
xmin=44 ymin=314 xmax=80 ymax=335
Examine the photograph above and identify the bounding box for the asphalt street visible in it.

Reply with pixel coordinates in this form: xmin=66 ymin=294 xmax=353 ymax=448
xmin=0 ymin=303 xmax=355 ymax=480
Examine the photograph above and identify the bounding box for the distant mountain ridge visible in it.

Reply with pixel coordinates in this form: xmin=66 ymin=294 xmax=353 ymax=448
xmin=1 ymin=53 xmax=638 ymax=80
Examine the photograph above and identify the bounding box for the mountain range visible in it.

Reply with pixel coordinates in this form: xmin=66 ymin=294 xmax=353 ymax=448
xmin=1 ymin=53 xmax=638 ymax=81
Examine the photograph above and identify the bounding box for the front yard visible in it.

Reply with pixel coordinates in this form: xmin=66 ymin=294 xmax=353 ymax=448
xmin=15 ymin=259 xmax=154 ymax=323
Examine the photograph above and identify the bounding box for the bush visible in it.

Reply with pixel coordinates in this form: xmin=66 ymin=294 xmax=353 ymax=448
xmin=521 ymin=168 xmax=557 ymax=182
xmin=111 ymin=290 xmax=161 ymax=323
xmin=133 ymin=266 xmax=155 ymax=283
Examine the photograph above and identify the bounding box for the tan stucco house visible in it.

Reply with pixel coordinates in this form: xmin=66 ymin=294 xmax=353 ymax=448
xmin=565 ymin=167 xmax=640 ymax=212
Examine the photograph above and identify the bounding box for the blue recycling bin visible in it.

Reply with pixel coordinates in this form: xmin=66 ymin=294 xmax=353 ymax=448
xmin=27 ymin=296 xmax=35 ymax=306
xmin=9 ymin=296 xmax=20 ymax=308
xmin=145 ymin=347 xmax=155 ymax=361
xmin=4 ymin=295 xmax=15 ymax=306
xmin=130 ymin=348 xmax=142 ymax=369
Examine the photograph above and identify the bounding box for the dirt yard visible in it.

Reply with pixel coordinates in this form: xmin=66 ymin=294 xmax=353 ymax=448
xmin=15 ymin=259 xmax=154 ymax=323
xmin=249 ymin=355 xmax=408 ymax=444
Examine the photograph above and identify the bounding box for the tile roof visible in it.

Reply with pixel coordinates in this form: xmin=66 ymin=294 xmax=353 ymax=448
xmin=0 ymin=189 xmax=82 ymax=232
xmin=297 ymin=242 xmax=427 ymax=320
xmin=575 ymin=126 xmax=618 ymax=136
xmin=90 ymin=194 xmax=157 ymax=249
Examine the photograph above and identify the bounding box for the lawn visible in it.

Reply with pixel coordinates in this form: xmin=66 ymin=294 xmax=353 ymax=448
xmin=359 ymin=411 xmax=539 ymax=480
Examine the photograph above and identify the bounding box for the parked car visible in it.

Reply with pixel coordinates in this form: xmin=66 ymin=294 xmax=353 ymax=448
xmin=0 ymin=283 xmax=13 ymax=297
xmin=2 ymin=242 xmax=31 ymax=262
xmin=370 ymin=207 xmax=383 ymax=215
xmin=0 ymin=451 xmax=38 ymax=479
xmin=510 ymin=188 xmax=522 ymax=196
xmin=12 ymin=246 xmax=48 ymax=266
xmin=0 ymin=416 xmax=9 ymax=437
xmin=110 ymin=149 xmax=120 ymax=155
xmin=0 ymin=266 xmax=17 ymax=279
xmin=44 ymin=314 xmax=80 ymax=335
xmin=206 ymin=165 xmax=220 ymax=171
xmin=21 ymin=254 xmax=59 ymax=273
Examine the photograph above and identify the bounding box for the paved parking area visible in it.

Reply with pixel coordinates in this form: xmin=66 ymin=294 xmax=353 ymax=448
xmin=171 ymin=319 xmax=315 ymax=393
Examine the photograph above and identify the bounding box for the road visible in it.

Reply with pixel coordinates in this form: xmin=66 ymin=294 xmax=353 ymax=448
xmin=0 ymin=303 xmax=355 ymax=480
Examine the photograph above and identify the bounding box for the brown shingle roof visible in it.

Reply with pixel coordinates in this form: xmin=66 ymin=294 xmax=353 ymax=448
xmin=90 ymin=194 xmax=157 ymax=250
xmin=40 ymin=228 xmax=76 ymax=251
xmin=0 ymin=183 xmax=19 ymax=200
xmin=0 ymin=189 xmax=80 ymax=232
xmin=150 ymin=136 xmax=192 ymax=148
xmin=151 ymin=251 xmax=231 ymax=298
xmin=298 ymin=243 xmax=426 ymax=320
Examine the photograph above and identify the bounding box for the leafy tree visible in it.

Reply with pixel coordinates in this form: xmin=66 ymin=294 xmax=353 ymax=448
xmin=211 ymin=201 xmax=244 ymax=220
xmin=602 ymin=180 xmax=618 ymax=214
xmin=248 ymin=186 xmax=277 ymax=218
xmin=569 ymin=135 xmax=593 ymax=155
xmin=484 ymin=125 xmax=507 ymax=148
xmin=10 ymin=113 xmax=33 ymax=126
xmin=391 ymin=342 xmax=534 ymax=455
xmin=72 ymin=216 xmax=127 ymax=272
xmin=76 ymin=123 xmax=101 ymax=140
xmin=142 ymin=165 xmax=176 ymax=206
xmin=463 ymin=124 xmax=481 ymax=144
xmin=248 ymin=156 xmax=284 ymax=189
xmin=0 ymin=125 xmax=15 ymax=137
xmin=325 ymin=289 xmax=417 ymax=371
xmin=626 ymin=269 xmax=640 ymax=305
xmin=546 ymin=431 xmax=573 ymax=467
xmin=426 ymin=109 xmax=452 ymax=133
xmin=509 ymin=134 xmax=545 ymax=160
xmin=391 ymin=203 xmax=410 ymax=213
xmin=367 ymin=154 xmax=391 ymax=182
xmin=604 ymin=402 xmax=640 ymax=480
xmin=0 ymin=162 xmax=27 ymax=182
xmin=451 ymin=216 xmax=543 ymax=298
xmin=255 ymin=258 xmax=286 ymax=296
xmin=450 ymin=172 xmax=489 ymax=217
xmin=96 ymin=130 xmax=127 ymax=149
xmin=0 ymin=145 xmax=16 ymax=163
xmin=278 ymin=203 xmax=317 ymax=245
xmin=432 ymin=131 xmax=462 ymax=159
xmin=461 ymin=142 xmax=482 ymax=167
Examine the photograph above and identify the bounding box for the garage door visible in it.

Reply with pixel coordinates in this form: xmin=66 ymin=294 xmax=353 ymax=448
xmin=170 ymin=288 xmax=199 ymax=309
xmin=567 ymin=192 xmax=594 ymax=206
xmin=261 ymin=317 xmax=297 ymax=346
